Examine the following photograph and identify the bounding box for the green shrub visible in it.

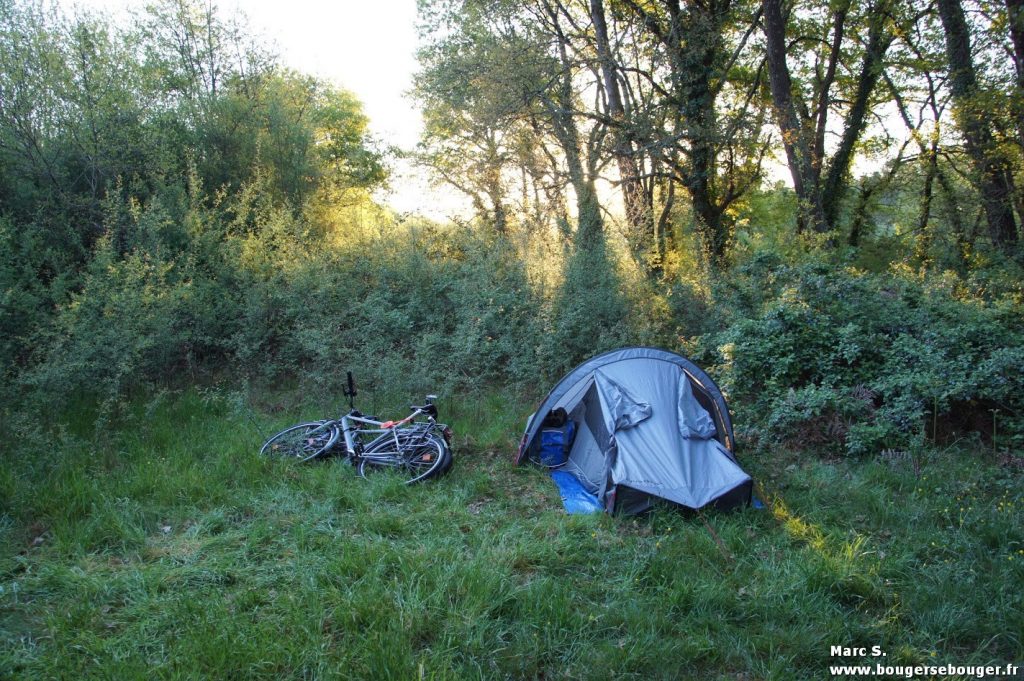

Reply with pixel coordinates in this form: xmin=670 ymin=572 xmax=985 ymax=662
xmin=701 ymin=257 xmax=1024 ymax=455
xmin=225 ymin=220 xmax=544 ymax=396
xmin=24 ymin=189 xmax=243 ymax=403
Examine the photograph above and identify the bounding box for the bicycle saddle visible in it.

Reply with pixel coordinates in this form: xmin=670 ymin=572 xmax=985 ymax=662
xmin=411 ymin=403 xmax=438 ymax=418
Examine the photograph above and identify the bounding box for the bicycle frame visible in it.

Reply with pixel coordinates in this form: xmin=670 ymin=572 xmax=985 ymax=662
xmin=339 ymin=407 xmax=442 ymax=460
xmin=339 ymin=412 xmax=389 ymax=456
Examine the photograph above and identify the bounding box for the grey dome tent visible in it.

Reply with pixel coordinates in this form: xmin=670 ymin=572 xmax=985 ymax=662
xmin=516 ymin=347 xmax=752 ymax=515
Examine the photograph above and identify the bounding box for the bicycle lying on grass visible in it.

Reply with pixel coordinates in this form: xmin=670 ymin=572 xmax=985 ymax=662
xmin=259 ymin=372 xmax=453 ymax=484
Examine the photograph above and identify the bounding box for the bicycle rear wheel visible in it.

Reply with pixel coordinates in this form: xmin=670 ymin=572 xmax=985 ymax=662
xmin=358 ymin=430 xmax=449 ymax=484
xmin=260 ymin=421 xmax=339 ymax=462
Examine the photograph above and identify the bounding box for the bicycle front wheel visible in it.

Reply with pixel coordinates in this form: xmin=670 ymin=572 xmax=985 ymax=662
xmin=260 ymin=421 xmax=339 ymax=462
xmin=358 ymin=431 xmax=449 ymax=484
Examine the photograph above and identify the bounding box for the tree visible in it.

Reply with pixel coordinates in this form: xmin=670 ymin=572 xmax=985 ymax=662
xmin=936 ymin=0 xmax=1019 ymax=252
xmin=761 ymin=0 xmax=895 ymax=237
xmin=881 ymin=16 xmax=972 ymax=261
xmin=415 ymin=0 xmax=610 ymax=249
xmin=621 ymin=0 xmax=768 ymax=263
xmin=413 ymin=9 xmax=521 ymax=234
xmin=590 ymin=0 xmax=652 ymax=257
xmin=536 ymin=0 xmax=607 ymax=250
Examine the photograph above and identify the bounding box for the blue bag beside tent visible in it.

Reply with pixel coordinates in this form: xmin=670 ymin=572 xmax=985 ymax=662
xmin=539 ymin=421 xmax=576 ymax=466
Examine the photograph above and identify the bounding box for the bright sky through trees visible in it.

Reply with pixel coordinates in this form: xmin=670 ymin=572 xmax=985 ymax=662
xmin=72 ymin=0 xmax=470 ymax=218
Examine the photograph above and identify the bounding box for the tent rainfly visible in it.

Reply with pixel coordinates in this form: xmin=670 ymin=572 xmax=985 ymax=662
xmin=516 ymin=347 xmax=752 ymax=515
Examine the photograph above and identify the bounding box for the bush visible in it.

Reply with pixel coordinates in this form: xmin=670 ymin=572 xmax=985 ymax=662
xmin=25 ymin=191 xmax=243 ymax=403
xmin=700 ymin=258 xmax=1024 ymax=455
xmin=236 ymin=222 xmax=544 ymax=396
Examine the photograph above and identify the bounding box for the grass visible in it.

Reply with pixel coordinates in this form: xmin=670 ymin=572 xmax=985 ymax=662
xmin=1 ymin=387 xmax=1022 ymax=679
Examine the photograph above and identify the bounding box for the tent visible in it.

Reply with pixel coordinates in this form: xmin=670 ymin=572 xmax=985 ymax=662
xmin=516 ymin=347 xmax=752 ymax=515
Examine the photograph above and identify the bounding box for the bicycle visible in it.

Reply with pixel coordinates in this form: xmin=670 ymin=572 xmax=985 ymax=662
xmin=259 ymin=372 xmax=453 ymax=484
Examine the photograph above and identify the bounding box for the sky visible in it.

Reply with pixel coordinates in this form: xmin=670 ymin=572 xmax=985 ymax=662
xmin=230 ymin=0 xmax=422 ymax=149
xmin=71 ymin=0 xmax=470 ymax=218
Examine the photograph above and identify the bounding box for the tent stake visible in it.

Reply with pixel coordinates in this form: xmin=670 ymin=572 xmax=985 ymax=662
xmin=699 ymin=512 xmax=734 ymax=565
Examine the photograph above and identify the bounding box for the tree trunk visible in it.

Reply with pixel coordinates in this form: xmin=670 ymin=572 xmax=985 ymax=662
xmin=590 ymin=0 xmax=653 ymax=263
xmin=762 ymin=0 xmax=829 ymax=234
xmin=937 ymin=0 xmax=1019 ymax=250
xmin=673 ymin=0 xmax=731 ymax=261
xmin=847 ymin=182 xmax=871 ymax=247
xmin=914 ymin=137 xmax=938 ymax=260
xmin=544 ymin=0 xmax=604 ymax=250
xmin=655 ymin=167 xmax=675 ymax=271
xmin=1006 ymin=0 xmax=1024 ymax=148
xmin=821 ymin=3 xmax=893 ymax=227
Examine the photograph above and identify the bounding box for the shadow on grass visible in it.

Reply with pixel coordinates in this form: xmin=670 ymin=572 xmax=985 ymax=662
xmin=1 ymin=389 xmax=1021 ymax=679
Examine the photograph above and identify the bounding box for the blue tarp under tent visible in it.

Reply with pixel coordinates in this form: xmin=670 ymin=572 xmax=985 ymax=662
xmin=516 ymin=347 xmax=752 ymax=515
